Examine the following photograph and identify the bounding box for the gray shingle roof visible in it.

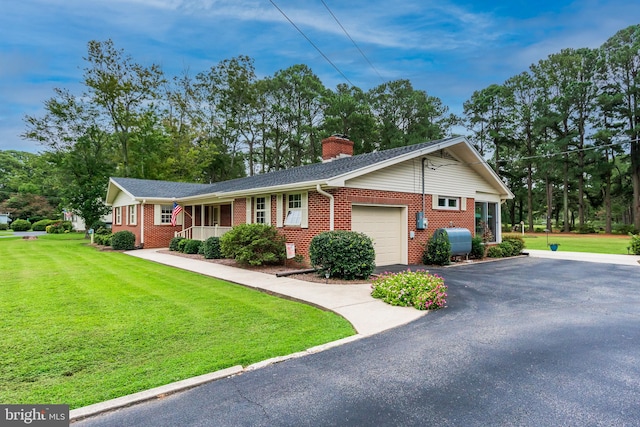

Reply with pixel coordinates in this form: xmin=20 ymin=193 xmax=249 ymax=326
xmin=110 ymin=177 xmax=212 ymax=199
xmin=187 ymin=137 xmax=453 ymax=196
xmin=111 ymin=137 xmax=455 ymax=199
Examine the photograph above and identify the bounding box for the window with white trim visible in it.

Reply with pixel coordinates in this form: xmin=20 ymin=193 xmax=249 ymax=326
xmin=160 ymin=205 xmax=173 ymax=224
xmin=115 ymin=206 xmax=122 ymax=225
xmin=437 ymin=196 xmax=459 ymax=210
xmin=255 ymin=197 xmax=266 ymax=224
xmin=128 ymin=205 xmax=137 ymax=225
xmin=284 ymin=193 xmax=302 ymax=226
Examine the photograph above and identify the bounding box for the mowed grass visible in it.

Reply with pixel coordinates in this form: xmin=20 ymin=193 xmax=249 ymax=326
xmin=0 ymin=234 xmax=355 ymax=408
xmin=521 ymin=233 xmax=633 ymax=254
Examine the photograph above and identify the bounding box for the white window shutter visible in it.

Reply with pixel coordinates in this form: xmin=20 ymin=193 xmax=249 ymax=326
xmin=432 ymin=194 xmax=439 ymax=210
xmin=301 ymin=192 xmax=309 ymax=228
xmin=461 ymin=197 xmax=467 ymax=211
xmin=246 ymin=197 xmax=252 ymax=224
xmin=276 ymin=194 xmax=283 ymax=227
xmin=154 ymin=205 xmax=161 ymax=225
xmin=265 ymin=195 xmax=272 ymax=225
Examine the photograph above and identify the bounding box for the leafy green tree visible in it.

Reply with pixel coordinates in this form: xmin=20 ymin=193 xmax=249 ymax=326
xmin=23 ymin=89 xmax=114 ymax=232
xmin=601 ymin=24 xmax=640 ymax=229
xmin=83 ymin=39 xmax=165 ymax=177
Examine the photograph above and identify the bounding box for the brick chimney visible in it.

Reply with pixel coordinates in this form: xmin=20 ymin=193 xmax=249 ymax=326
xmin=322 ymin=134 xmax=354 ymax=162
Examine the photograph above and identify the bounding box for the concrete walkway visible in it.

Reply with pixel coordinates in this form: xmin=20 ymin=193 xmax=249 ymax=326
xmin=526 ymin=249 xmax=640 ymax=266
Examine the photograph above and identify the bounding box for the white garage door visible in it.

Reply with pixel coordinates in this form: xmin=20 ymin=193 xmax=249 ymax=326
xmin=351 ymin=206 xmax=404 ymax=266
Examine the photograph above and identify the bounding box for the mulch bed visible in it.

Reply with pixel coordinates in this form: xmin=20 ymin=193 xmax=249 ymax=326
xmin=157 ymin=250 xmax=373 ymax=285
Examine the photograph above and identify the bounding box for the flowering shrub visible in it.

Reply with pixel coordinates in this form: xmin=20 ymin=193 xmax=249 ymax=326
xmin=371 ymin=269 xmax=447 ymax=310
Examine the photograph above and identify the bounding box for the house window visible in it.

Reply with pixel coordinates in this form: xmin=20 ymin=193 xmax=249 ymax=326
xmin=284 ymin=194 xmax=303 ymax=226
xmin=255 ymin=197 xmax=266 ymax=224
xmin=115 ymin=207 xmax=122 ymax=225
xmin=475 ymin=202 xmax=497 ymax=243
xmin=160 ymin=205 xmax=173 ymax=224
xmin=128 ymin=205 xmax=137 ymax=225
xmin=437 ymin=196 xmax=459 ymax=210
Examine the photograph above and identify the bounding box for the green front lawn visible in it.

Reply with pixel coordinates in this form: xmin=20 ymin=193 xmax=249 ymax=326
xmin=0 ymin=234 xmax=354 ymax=408
xmin=521 ymin=233 xmax=633 ymax=254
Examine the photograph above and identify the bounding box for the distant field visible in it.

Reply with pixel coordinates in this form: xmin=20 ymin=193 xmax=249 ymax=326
xmin=519 ymin=233 xmax=633 ymax=255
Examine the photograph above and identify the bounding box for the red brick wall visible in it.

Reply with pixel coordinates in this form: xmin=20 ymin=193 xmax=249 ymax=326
xmin=111 ymin=205 xmax=142 ymax=246
xmin=142 ymin=204 xmax=183 ymax=248
xmin=232 ymin=188 xmax=475 ymax=265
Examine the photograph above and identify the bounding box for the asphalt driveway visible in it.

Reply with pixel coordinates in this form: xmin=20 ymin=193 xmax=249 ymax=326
xmin=77 ymin=257 xmax=640 ymax=426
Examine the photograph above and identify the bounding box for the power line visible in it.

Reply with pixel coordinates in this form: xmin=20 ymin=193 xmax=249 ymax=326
xmin=319 ymin=0 xmax=385 ymax=84
xmin=428 ymin=138 xmax=637 ymax=170
xmin=269 ymin=0 xmax=354 ymax=86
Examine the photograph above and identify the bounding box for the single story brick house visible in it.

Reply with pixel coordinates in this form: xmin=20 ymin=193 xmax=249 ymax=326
xmin=106 ymin=135 xmax=513 ymax=266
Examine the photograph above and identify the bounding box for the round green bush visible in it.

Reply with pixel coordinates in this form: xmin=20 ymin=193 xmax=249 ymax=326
xmin=10 ymin=219 xmax=31 ymax=231
xmin=169 ymin=236 xmax=184 ymax=251
xmin=220 ymin=224 xmax=286 ymax=266
xmin=501 ymin=234 xmax=525 ymax=256
xmin=630 ymin=234 xmax=640 ymax=255
xmin=0 ymin=223 xmax=8 ymax=231
xmin=309 ymin=231 xmax=375 ymax=280
xmin=111 ymin=230 xmax=136 ymax=250
xmin=423 ymin=230 xmax=451 ymax=266
xmin=32 ymin=219 xmax=56 ymax=231
xmin=471 ymin=236 xmax=484 ymax=259
xmin=183 ymin=239 xmax=202 ymax=254
xmin=487 ymin=245 xmax=504 ymax=258
xmin=203 ymin=236 xmax=222 ymax=259
xmin=498 ymin=241 xmax=515 ymax=257
xmin=177 ymin=238 xmax=189 ymax=253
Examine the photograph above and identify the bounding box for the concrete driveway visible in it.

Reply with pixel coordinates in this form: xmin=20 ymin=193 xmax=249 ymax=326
xmin=77 ymin=257 xmax=640 ymax=426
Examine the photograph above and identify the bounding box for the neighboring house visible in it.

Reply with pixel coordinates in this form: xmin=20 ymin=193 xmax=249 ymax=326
xmin=0 ymin=213 xmax=10 ymax=225
xmin=105 ymin=135 xmax=513 ymax=266
xmin=66 ymin=211 xmax=113 ymax=232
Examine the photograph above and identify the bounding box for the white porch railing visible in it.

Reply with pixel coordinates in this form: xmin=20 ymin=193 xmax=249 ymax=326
xmin=174 ymin=225 xmax=232 ymax=240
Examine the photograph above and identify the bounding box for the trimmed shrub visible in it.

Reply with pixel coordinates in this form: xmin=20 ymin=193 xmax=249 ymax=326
xmin=501 ymin=234 xmax=525 ymax=256
xmin=169 ymin=236 xmax=184 ymax=251
xmin=10 ymin=219 xmax=31 ymax=231
xmin=203 ymin=237 xmax=222 ymax=259
xmin=630 ymin=234 xmax=640 ymax=255
xmin=177 ymin=238 xmax=189 ymax=253
xmin=309 ymin=231 xmax=375 ymax=280
xmin=498 ymin=241 xmax=514 ymax=257
xmin=487 ymin=245 xmax=504 ymax=258
xmin=183 ymin=239 xmax=202 ymax=255
xmin=32 ymin=219 xmax=56 ymax=231
xmin=371 ymin=270 xmax=447 ymax=310
xmin=0 ymin=223 xmax=8 ymax=231
xmin=471 ymin=236 xmax=484 ymax=259
xmin=94 ymin=233 xmax=113 ymax=246
xmin=46 ymin=221 xmax=70 ymax=234
xmin=111 ymin=230 xmax=136 ymax=250
xmin=220 ymin=224 xmax=286 ymax=266
xmin=423 ymin=231 xmax=451 ymax=266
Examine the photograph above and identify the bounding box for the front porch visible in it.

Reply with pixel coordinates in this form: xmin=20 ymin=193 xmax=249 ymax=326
xmin=174 ymin=203 xmax=233 ymax=241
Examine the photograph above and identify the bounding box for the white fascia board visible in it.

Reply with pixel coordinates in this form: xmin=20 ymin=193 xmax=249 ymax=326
xmin=326 ymin=136 xmax=467 ymax=187
xmin=105 ymin=178 xmax=136 ymax=205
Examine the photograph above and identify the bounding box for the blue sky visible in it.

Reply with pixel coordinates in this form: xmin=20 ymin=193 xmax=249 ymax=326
xmin=1 ymin=0 xmax=638 ymax=153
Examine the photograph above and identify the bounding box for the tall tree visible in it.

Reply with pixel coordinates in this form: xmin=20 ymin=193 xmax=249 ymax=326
xmin=601 ymin=24 xmax=640 ymax=229
xmin=23 ymin=88 xmax=114 ymax=231
xmin=83 ymin=39 xmax=165 ymax=177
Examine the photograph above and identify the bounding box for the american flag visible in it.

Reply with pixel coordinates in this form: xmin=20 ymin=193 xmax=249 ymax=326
xmin=171 ymin=202 xmax=183 ymax=226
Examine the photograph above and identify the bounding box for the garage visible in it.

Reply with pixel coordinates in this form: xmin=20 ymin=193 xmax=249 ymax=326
xmin=351 ymin=205 xmax=405 ymax=266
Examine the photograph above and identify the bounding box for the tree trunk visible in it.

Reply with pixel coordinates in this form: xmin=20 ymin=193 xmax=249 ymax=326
xmin=563 ymin=153 xmax=570 ymax=232
xmin=527 ymin=162 xmax=534 ymax=231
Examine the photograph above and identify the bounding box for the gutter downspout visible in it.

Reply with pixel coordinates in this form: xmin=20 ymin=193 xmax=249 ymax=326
xmin=140 ymin=200 xmax=145 ymax=247
xmin=316 ymin=184 xmax=334 ymax=231
xmin=422 ymin=158 xmax=426 ymax=214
